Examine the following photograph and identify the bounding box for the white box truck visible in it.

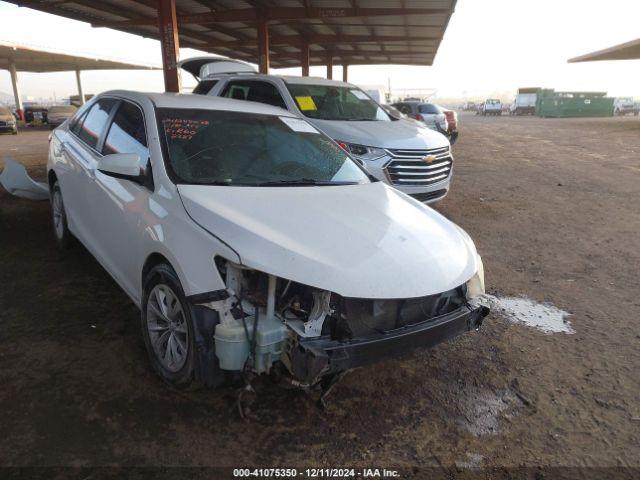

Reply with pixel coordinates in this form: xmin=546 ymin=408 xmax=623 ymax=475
xmin=512 ymin=88 xmax=539 ymax=115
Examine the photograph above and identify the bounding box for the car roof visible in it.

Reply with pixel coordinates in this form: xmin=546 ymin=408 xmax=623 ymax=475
xmin=101 ymin=90 xmax=298 ymax=118
xmin=202 ymin=72 xmax=354 ymax=89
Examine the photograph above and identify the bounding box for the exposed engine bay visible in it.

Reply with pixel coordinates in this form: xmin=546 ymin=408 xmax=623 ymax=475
xmin=204 ymin=259 xmax=484 ymax=394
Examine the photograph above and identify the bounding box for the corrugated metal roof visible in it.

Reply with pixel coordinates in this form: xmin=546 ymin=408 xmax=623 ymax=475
xmin=7 ymin=0 xmax=456 ymax=68
xmin=0 ymin=40 xmax=158 ymax=72
xmin=568 ymin=38 xmax=640 ymax=63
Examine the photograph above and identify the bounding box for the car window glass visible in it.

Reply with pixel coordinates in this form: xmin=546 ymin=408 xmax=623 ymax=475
xmin=70 ymin=109 xmax=89 ymax=135
xmin=76 ymin=98 xmax=117 ymax=149
xmin=157 ymin=108 xmax=369 ymax=186
xmin=222 ymin=80 xmax=287 ymax=109
xmin=102 ymin=101 xmax=149 ymax=160
xmin=193 ymin=79 xmax=219 ymax=95
xmin=286 ymin=83 xmax=390 ymax=121
xmin=396 ymin=104 xmax=413 ymax=115
xmin=418 ymin=104 xmax=440 ymax=114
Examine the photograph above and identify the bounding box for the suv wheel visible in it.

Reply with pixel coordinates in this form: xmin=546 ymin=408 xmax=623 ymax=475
xmin=141 ymin=264 xmax=196 ymax=387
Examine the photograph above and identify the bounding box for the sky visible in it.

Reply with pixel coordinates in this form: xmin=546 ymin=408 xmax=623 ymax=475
xmin=1 ymin=0 xmax=639 ymax=104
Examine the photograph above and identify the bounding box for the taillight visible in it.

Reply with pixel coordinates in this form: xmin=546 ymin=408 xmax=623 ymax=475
xmin=337 ymin=141 xmax=349 ymax=152
xmin=413 ymin=113 xmax=422 ymax=121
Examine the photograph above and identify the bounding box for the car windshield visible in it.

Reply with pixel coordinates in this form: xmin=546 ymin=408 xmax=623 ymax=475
xmin=286 ymin=83 xmax=391 ymax=121
xmin=48 ymin=105 xmax=77 ymax=114
xmin=156 ymin=108 xmax=370 ymax=187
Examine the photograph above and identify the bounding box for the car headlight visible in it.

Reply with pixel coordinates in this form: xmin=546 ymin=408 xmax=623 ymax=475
xmin=336 ymin=141 xmax=386 ymax=162
xmin=466 ymin=254 xmax=485 ymax=299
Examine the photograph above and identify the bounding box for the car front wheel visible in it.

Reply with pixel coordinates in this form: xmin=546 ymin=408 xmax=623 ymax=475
xmin=141 ymin=264 xmax=196 ymax=387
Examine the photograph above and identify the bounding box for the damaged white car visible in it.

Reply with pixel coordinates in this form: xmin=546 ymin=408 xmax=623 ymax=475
xmin=47 ymin=91 xmax=488 ymax=403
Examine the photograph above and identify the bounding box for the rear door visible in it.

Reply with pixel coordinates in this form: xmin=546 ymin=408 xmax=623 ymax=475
xmin=62 ymin=97 xmax=117 ymax=245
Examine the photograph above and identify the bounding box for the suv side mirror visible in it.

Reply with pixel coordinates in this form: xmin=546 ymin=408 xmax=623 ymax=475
xmin=98 ymin=153 xmax=141 ymax=179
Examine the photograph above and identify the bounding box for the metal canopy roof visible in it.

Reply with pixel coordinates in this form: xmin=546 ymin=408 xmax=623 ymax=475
xmin=7 ymin=0 xmax=457 ymax=69
xmin=0 ymin=40 xmax=158 ymax=72
xmin=569 ymin=38 xmax=640 ymax=63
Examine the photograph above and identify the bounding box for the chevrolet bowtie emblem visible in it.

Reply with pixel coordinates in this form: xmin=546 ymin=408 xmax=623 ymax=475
xmin=423 ymin=155 xmax=436 ymax=164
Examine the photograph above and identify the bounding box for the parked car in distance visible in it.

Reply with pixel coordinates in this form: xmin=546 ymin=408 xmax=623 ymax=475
xmin=47 ymin=90 xmax=489 ymax=393
xmin=481 ymin=99 xmax=502 ymax=116
xmin=183 ymin=57 xmax=454 ymax=204
xmin=392 ymin=101 xmax=448 ymax=134
xmin=462 ymin=101 xmax=477 ymax=112
xmin=614 ymin=97 xmax=636 ymax=116
xmin=0 ymin=106 xmax=18 ymax=134
xmin=23 ymin=104 xmax=48 ymax=124
xmin=47 ymin=105 xmax=77 ymax=129
xmin=434 ymin=105 xmax=459 ymax=145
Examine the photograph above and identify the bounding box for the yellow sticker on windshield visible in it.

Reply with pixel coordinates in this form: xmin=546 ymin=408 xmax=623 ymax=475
xmin=295 ymin=96 xmax=317 ymax=111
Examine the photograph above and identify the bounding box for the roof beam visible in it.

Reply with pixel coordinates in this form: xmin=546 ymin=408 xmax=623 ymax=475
xmin=202 ymin=34 xmax=438 ymax=48
xmin=271 ymin=50 xmax=436 ymax=62
xmin=93 ymin=7 xmax=450 ymax=27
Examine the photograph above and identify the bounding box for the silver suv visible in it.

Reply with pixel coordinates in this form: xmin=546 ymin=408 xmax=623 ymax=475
xmin=182 ymin=58 xmax=454 ymax=203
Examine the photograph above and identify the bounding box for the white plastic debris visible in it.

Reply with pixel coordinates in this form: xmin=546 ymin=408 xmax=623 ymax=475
xmin=0 ymin=157 xmax=49 ymax=201
xmin=478 ymin=294 xmax=574 ymax=334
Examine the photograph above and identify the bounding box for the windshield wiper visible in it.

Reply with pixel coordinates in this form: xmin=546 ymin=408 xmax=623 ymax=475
xmin=255 ymin=178 xmax=360 ymax=186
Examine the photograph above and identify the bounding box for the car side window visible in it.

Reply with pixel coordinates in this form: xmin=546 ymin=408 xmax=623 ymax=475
xmin=76 ymin=98 xmax=117 ymax=150
xmin=102 ymin=100 xmax=148 ymax=160
xmin=70 ymin=109 xmax=89 ymax=135
xmin=221 ymin=80 xmax=287 ymax=109
xmin=397 ymin=104 xmax=413 ymax=115
xmin=193 ymin=79 xmax=218 ymax=95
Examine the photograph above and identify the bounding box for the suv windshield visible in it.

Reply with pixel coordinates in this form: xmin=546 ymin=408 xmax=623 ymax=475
xmin=156 ymin=108 xmax=370 ymax=187
xmin=286 ymin=83 xmax=390 ymax=121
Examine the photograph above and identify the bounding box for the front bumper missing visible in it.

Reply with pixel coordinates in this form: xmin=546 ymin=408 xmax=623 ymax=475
xmin=289 ymin=304 xmax=489 ymax=384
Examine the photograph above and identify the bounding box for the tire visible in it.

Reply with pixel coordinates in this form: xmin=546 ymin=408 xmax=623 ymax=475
xmin=141 ymin=263 xmax=197 ymax=387
xmin=51 ymin=181 xmax=73 ymax=250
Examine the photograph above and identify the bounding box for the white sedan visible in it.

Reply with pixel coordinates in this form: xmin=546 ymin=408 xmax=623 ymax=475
xmin=47 ymin=90 xmax=488 ymax=391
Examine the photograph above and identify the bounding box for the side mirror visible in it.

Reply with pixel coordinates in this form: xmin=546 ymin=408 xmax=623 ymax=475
xmin=98 ymin=153 xmax=141 ymax=178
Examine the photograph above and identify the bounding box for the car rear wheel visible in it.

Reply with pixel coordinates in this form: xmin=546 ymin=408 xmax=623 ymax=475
xmin=51 ymin=181 xmax=73 ymax=250
xmin=141 ymin=264 xmax=196 ymax=387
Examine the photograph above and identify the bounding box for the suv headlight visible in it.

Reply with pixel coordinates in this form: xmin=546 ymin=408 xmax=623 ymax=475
xmin=336 ymin=141 xmax=386 ymax=162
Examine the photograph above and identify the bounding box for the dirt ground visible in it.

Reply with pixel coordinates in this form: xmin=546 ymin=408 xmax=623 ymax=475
xmin=1 ymin=116 xmax=639 ymax=476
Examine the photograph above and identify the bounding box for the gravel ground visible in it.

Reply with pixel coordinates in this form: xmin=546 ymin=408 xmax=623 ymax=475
xmin=0 ymin=116 xmax=639 ymax=476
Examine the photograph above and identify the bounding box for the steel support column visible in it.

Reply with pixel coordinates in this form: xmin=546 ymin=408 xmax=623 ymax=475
xmin=301 ymin=43 xmax=310 ymax=76
xmin=326 ymin=54 xmax=333 ymax=80
xmin=9 ymin=62 xmax=23 ymax=121
xmin=342 ymin=64 xmax=348 ymax=82
xmin=157 ymin=0 xmax=181 ymax=92
xmin=75 ymin=69 xmax=85 ymax=105
xmin=257 ymin=19 xmax=270 ymax=74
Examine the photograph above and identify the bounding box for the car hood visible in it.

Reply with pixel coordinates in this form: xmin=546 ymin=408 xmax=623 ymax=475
xmin=0 ymin=113 xmax=14 ymax=122
xmin=178 ymin=182 xmax=478 ymax=299
xmin=307 ymin=117 xmax=450 ymax=150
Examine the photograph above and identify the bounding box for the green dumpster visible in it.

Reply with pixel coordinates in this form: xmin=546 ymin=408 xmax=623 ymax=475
xmin=536 ymin=89 xmax=614 ymax=118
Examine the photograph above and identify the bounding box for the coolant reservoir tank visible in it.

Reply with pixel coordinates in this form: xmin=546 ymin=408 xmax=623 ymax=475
xmin=214 ymin=314 xmax=288 ymax=373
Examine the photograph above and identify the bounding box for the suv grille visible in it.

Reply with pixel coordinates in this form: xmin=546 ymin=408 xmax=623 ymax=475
xmin=384 ymin=147 xmax=452 ymax=186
